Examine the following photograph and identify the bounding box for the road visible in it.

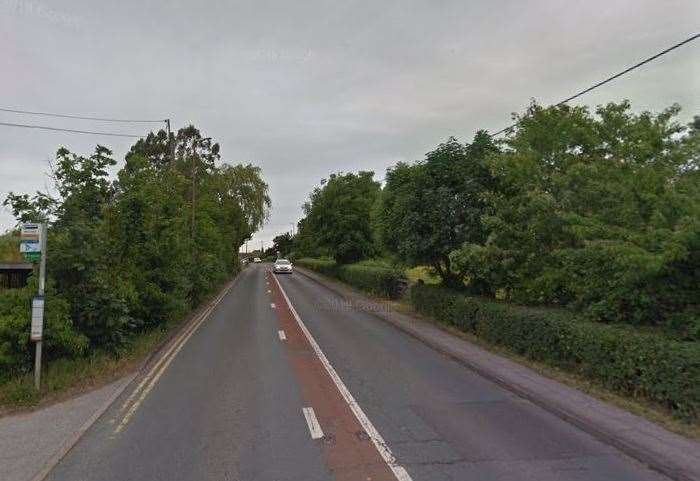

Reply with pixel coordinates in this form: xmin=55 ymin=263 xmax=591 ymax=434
xmin=45 ymin=264 xmax=669 ymax=481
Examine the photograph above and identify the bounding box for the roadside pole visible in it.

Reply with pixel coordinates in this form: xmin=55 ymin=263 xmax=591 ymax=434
xmin=21 ymin=222 xmax=47 ymax=390
xmin=34 ymin=222 xmax=47 ymax=390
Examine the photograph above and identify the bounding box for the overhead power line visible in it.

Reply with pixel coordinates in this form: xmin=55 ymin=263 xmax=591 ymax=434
xmin=490 ymin=33 xmax=700 ymax=137
xmin=0 ymin=121 xmax=144 ymax=138
xmin=0 ymin=107 xmax=166 ymax=123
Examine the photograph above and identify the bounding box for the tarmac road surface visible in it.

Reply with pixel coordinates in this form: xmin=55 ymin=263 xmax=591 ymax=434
xmin=44 ymin=264 xmax=669 ymax=481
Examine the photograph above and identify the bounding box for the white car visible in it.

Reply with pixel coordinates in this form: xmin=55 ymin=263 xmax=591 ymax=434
xmin=272 ymin=259 xmax=293 ymax=274
xmin=253 ymin=257 xmax=262 ymax=263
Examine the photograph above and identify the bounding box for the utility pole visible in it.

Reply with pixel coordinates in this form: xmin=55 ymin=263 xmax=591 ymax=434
xmin=165 ymin=119 xmax=174 ymax=165
xmin=290 ymin=223 xmax=295 ymax=236
xmin=191 ymin=142 xmax=196 ymax=242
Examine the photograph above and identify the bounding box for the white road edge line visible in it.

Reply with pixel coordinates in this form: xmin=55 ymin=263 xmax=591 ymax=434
xmin=270 ymin=302 xmax=276 ymax=309
xmin=271 ymin=275 xmax=413 ymax=481
xmin=278 ymin=330 xmax=287 ymax=341
xmin=302 ymin=407 xmax=324 ymax=439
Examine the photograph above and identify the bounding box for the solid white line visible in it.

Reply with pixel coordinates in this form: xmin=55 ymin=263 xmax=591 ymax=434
xmin=267 ymin=289 xmax=271 ymax=294
xmin=271 ymin=275 xmax=413 ymax=481
xmin=270 ymin=302 xmax=276 ymax=309
xmin=278 ymin=330 xmax=287 ymax=341
xmin=302 ymin=407 xmax=324 ymax=439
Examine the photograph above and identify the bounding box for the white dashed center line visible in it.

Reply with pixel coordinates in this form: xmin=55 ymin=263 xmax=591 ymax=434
xmin=278 ymin=330 xmax=287 ymax=341
xmin=270 ymin=302 xmax=276 ymax=309
xmin=302 ymin=407 xmax=324 ymax=439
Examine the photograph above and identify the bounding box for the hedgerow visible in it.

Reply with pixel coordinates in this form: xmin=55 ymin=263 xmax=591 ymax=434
xmin=410 ymin=283 xmax=700 ymax=421
xmin=296 ymin=258 xmax=406 ymax=299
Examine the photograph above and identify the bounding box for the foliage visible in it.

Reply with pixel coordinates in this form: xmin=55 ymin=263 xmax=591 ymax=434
xmin=450 ymin=101 xmax=700 ymax=332
xmin=0 ymin=232 xmax=22 ymax=261
xmin=271 ymin=232 xmax=295 ymax=257
xmin=2 ymin=125 xmax=269 ymax=372
xmin=374 ymin=131 xmax=498 ymax=287
xmin=295 ymin=257 xmax=336 ymax=275
xmin=296 ymin=258 xmax=407 ymax=298
xmin=0 ymin=279 xmax=87 ymax=377
xmin=410 ymin=283 xmax=700 ymax=421
xmin=296 ymin=172 xmax=380 ymax=264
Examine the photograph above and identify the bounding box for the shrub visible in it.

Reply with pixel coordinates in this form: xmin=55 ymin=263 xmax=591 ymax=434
xmin=410 ymin=283 xmax=700 ymax=421
xmin=295 ymin=258 xmax=336 ymax=276
xmin=296 ymin=258 xmax=407 ymax=299
xmin=0 ymin=281 xmax=88 ymax=378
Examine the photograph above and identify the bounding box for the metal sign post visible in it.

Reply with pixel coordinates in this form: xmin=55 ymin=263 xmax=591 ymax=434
xmin=21 ymin=222 xmax=47 ymax=390
xmin=35 ymin=223 xmax=47 ymax=390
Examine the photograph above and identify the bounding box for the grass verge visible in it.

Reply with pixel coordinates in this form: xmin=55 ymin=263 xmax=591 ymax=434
xmin=0 ymin=326 xmax=168 ymax=416
xmin=0 ymin=272 xmax=240 ymax=416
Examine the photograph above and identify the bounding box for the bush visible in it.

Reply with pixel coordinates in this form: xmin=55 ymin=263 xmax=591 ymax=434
xmin=410 ymin=283 xmax=700 ymax=421
xmin=469 ymin=103 xmax=699 ymax=331
xmin=296 ymin=258 xmax=407 ymax=299
xmin=295 ymin=257 xmax=336 ymax=275
xmin=0 ymin=280 xmax=88 ymax=378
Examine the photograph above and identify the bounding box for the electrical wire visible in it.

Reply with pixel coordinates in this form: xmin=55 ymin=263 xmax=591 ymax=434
xmin=0 ymin=121 xmax=144 ymax=138
xmin=490 ymin=33 xmax=700 ymax=137
xmin=0 ymin=107 xmax=166 ymax=123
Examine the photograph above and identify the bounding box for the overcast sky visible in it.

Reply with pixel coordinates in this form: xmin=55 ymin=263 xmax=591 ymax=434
xmin=2 ymin=0 xmax=699 ymax=248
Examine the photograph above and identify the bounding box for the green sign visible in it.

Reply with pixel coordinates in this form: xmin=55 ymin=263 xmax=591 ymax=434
xmin=23 ymin=252 xmax=41 ymax=262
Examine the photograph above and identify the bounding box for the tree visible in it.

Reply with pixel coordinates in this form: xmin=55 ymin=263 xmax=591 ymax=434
xmin=451 ymin=101 xmax=700 ymax=332
xmin=123 ymin=126 xmax=270 ymax=304
xmin=272 ymin=232 xmax=294 ymax=256
xmin=7 ymin=146 xmax=135 ymax=348
xmin=4 ymin=125 xmax=271 ymax=356
xmin=375 ymin=132 xmax=499 ymax=287
xmin=296 ymin=171 xmax=380 ymax=264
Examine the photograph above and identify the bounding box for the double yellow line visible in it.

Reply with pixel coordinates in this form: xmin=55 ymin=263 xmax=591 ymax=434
xmin=113 ymin=283 xmax=233 ymax=434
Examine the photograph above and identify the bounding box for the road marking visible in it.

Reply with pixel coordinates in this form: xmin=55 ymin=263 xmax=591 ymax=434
xmin=270 ymin=302 xmax=276 ymax=309
xmin=278 ymin=330 xmax=287 ymax=341
xmin=302 ymin=407 xmax=324 ymax=439
xmin=117 ymin=314 xmax=201 ymax=414
xmin=267 ymin=289 xmax=271 ymax=294
xmin=117 ymin=285 xmax=230 ymax=415
xmin=114 ymin=284 xmax=231 ymax=433
xmin=271 ymin=275 xmax=413 ymax=481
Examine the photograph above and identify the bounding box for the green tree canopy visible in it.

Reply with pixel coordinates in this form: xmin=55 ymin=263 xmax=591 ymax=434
xmin=375 ymin=131 xmax=499 ymax=287
xmin=3 ymin=125 xmax=270 ymax=356
xmin=272 ymin=232 xmax=294 ymax=257
xmin=451 ymin=101 xmax=700 ymax=333
xmin=296 ymin=171 xmax=380 ymax=264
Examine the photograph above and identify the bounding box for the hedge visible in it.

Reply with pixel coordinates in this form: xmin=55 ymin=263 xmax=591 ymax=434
xmin=410 ymin=283 xmax=700 ymax=422
xmin=296 ymin=258 xmax=407 ymax=299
